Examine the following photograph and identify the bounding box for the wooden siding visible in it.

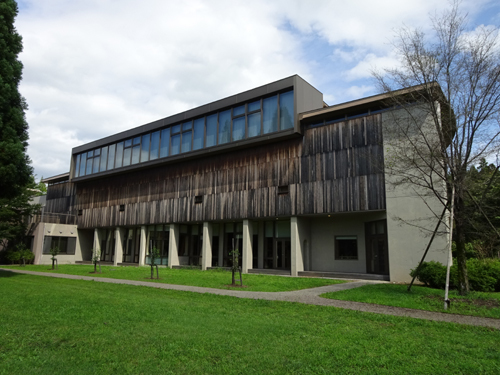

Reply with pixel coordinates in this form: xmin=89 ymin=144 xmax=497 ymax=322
xmin=48 ymin=114 xmax=386 ymax=228
xmin=45 ymin=181 xmax=76 ymax=214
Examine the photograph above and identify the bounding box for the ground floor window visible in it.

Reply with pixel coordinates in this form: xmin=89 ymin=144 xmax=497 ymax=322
xmin=335 ymin=236 xmax=358 ymax=260
xmin=42 ymin=236 xmax=76 ymax=255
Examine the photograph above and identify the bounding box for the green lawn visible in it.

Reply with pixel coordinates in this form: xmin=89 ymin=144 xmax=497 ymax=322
xmin=322 ymin=283 xmax=500 ymax=319
xmin=0 ymin=272 xmax=499 ymax=375
xmin=0 ymin=264 xmax=345 ymax=292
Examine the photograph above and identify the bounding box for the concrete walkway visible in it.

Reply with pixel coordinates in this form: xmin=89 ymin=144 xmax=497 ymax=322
xmin=2 ymin=268 xmax=499 ymax=329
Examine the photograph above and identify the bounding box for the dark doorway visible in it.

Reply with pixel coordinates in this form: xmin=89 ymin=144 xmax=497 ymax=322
xmin=365 ymin=220 xmax=389 ymax=275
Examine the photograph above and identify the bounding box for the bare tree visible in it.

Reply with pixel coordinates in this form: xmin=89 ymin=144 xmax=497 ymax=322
xmin=374 ymin=1 xmax=500 ymax=295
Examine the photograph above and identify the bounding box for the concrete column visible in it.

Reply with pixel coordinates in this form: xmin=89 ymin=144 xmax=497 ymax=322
xmin=139 ymin=225 xmax=147 ymax=266
xmin=258 ymin=221 xmax=264 ymax=269
xmin=114 ymin=227 xmax=125 ymax=266
xmin=218 ymin=224 xmax=224 ymax=267
xmin=93 ymin=228 xmax=101 ymax=258
xmin=201 ymin=222 xmax=212 ymax=270
xmin=242 ymin=220 xmax=253 ymax=273
xmin=168 ymin=223 xmax=179 ymax=268
xmin=290 ymin=217 xmax=304 ymax=277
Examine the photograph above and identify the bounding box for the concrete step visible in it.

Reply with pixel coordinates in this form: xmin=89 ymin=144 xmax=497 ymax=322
xmin=298 ymin=271 xmax=389 ymax=281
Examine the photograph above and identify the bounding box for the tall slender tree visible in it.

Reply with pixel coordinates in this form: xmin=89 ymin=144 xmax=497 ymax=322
xmin=0 ymin=0 xmax=37 ymax=255
xmin=374 ymin=1 xmax=500 ymax=295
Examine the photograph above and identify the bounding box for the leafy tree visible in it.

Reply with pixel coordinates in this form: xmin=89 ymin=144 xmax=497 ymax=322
xmin=374 ymin=2 xmax=500 ymax=295
xmin=50 ymin=246 xmax=59 ymax=270
xmin=0 ymin=0 xmax=35 ymax=257
xmin=149 ymin=246 xmax=159 ymax=279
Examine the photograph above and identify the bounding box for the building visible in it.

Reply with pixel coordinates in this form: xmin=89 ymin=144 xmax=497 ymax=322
xmin=33 ymin=75 xmax=448 ymax=281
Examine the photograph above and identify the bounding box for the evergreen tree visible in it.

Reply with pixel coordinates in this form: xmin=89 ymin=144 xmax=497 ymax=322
xmin=0 ymin=0 xmax=32 ymax=200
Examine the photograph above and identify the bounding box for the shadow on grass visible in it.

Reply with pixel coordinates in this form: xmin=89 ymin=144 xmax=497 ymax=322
xmin=0 ymin=269 xmax=23 ymax=278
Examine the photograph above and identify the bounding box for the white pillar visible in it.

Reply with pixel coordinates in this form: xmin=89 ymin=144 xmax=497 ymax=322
xmin=168 ymin=223 xmax=179 ymax=268
xmin=201 ymin=222 xmax=212 ymax=270
xmin=290 ymin=217 xmax=304 ymax=277
xmin=242 ymin=220 xmax=253 ymax=273
xmin=114 ymin=227 xmax=125 ymax=266
xmin=139 ymin=225 xmax=147 ymax=266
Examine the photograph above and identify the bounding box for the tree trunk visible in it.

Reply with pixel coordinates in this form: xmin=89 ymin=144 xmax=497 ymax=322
xmin=454 ymin=192 xmax=470 ymax=295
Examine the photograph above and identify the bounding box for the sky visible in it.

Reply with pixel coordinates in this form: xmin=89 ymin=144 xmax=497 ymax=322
xmin=14 ymin=0 xmax=500 ymax=181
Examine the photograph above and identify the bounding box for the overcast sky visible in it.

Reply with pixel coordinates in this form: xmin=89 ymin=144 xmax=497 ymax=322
xmin=14 ymin=0 xmax=500 ymax=180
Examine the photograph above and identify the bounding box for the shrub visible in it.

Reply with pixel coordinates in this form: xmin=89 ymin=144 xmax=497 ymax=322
xmin=410 ymin=261 xmax=447 ymax=289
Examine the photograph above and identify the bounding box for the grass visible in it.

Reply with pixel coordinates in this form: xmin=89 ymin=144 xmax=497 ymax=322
xmin=0 ymin=272 xmax=499 ymax=374
xmin=0 ymin=264 xmax=345 ymax=292
xmin=322 ymin=283 xmax=500 ymax=319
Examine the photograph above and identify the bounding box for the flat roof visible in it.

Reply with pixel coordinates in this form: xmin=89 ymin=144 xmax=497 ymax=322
xmin=42 ymin=172 xmax=70 ymax=184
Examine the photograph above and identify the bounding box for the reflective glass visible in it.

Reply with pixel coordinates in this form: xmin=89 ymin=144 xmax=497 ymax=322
xmin=248 ymin=100 xmax=260 ymax=112
xmin=181 ymin=130 xmax=192 ymax=153
xmin=193 ymin=118 xmax=204 ymax=150
xmin=115 ymin=142 xmax=124 ymax=168
xmin=79 ymin=155 xmax=86 ymax=177
xmin=100 ymin=146 xmax=108 ymax=171
xmin=171 ymin=124 xmax=181 ymax=134
xmin=263 ymin=95 xmax=278 ymax=134
xmin=93 ymin=156 xmax=100 ymax=173
xmin=123 ymin=147 xmax=131 ymax=166
xmin=233 ymin=105 xmax=245 ymax=116
xmin=107 ymin=144 xmax=115 ymax=170
xmin=160 ymin=128 xmax=170 ymax=157
xmin=150 ymin=131 xmax=160 ymax=160
xmin=232 ymin=116 xmax=245 ymax=141
xmin=182 ymin=121 xmax=192 ymax=131
xmin=87 ymin=151 xmax=93 ymax=158
xmin=133 ymin=136 xmax=140 ymax=145
xmin=131 ymin=145 xmax=140 ymax=164
xmin=279 ymin=91 xmax=294 ymax=130
xmin=124 ymin=139 xmax=132 ymax=147
xmin=94 ymin=148 xmax=100 ymax=156
xmin=171 ymin=134 xmax=180 ymax=155
xmin=218 ymin=110 xmax=231 ymax=144
xmin=206 ymin=114 xmax=217 ymax=147
xmin=141 ymin=134 xmax=150 ymax=162
xmin=85 ymin=155 xmax=92 ymax=175
xmin=74 ymin=154 xmax=81 ymax=178
xmin=247 ymin=112 xmax=261 ymax=137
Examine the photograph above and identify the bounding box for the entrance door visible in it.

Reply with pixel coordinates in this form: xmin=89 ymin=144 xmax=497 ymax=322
xmin=276 ymin=238 xmax=291 ymax=270
xmin=365 ymin=220 xmax=389 ymax=275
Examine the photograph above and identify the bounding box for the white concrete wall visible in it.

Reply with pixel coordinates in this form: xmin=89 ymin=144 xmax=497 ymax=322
xmin=35 ymin=223 xmax=81 ymax=265
xmin=382 ymin=107 xmax=449 ymax=282
xmin=309 ymin=212 xmax=385 ymax=273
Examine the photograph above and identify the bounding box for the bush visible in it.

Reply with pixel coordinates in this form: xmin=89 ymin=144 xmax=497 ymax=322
xmin=410 ymin=261 xmax=447 ymax=289
xmin=411 ymin=259 xmax=500 ymax=292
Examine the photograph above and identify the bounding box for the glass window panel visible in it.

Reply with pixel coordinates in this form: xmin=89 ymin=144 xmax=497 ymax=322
xmin=79 ymin=154 xmax=86 ymax=176
xmin=279 ymin=91 xmax=294 ymax=130
xmin=265 ymin=221 xmax=274 ymax=237
xmin=100 ymin=146 xmax=108 ymax=171
xmin=263 ymin=96 xmax=278 ymax=134
xmin=87 ymin=150 xmax=93 ymax=158
xmin=131 ymin=145 xmax=140 ymax=164
xmin=218 ymin=110 xmax=231 ymax=145
xmin=93 ymin=156 xmax=100 ymax=173
xmin=123 ymin=147 xmax=131 ymax=166
xmin=107 ymin=144 xmax=116 ymax=170
xmin=94 ymin=148 xmax=100 ymax=156
xmin=233 ymin=105 xmax=245 ymax=117
xmin=181 ymin=130 xmax=192 ymax=153
xmin=74 ymin=154 xmax=81 ymax=178
xmin=171 ymin=124 xmax=181 ymax=134
xmin=276 ymin=221 xmax=290 ymax=237
xmin=115 ymin=142 xmax=124 ymax=168
xmin=160 ymin=128 xmax=170 ymax=157
xmin=171 ymin=134 xmax=180 ymax=155
xmin=248 ymin=112 xmax=261 ymax=138
xmin=248 ymin=100 xmax=260 ymax=112
xmin=85 ymin=155 xmax=93 ymax=175
xmin=206 ymin=114 xmax=217 ymax=147
xmin=182 ymin=121 xmax=192 ymax=131
xmin=141 ymin=134 xmax=150 ymax=162
xmin=150 ymin=131 xmax=160 ymax=160
xmin=193 ymin=118 xmax=204 ymax=150
xmin=133 ymin=136 xmax=140 ymax=145
xmin=124 ymin=139 xmax=132 ymax=147
xmin=232 ymin=116 xmax=245 ymax=141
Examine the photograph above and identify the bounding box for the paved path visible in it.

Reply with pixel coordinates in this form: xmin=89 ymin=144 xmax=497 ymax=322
xmin=2 ymin=268 xmax=499 ymax=329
